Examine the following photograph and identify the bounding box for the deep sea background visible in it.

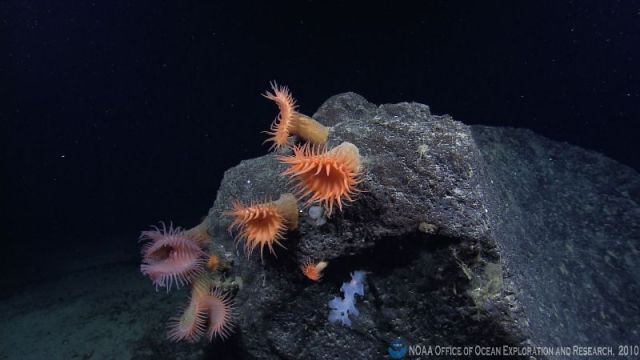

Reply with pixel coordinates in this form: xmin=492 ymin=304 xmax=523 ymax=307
xmin=1 ymin=1 xmax=639 ymax=293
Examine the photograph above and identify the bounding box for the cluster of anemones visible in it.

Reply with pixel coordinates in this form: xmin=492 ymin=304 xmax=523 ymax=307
xmin=139 ymin=218 xmax=236 ymax=343
xmin=225 ymin=82 xmax=364 ymax=282
xmin=139 ymin=82 xmax=366 ymax=346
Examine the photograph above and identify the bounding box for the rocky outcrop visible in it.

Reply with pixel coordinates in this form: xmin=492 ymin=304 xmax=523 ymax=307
xmin=205 ymin=93 xmax=640 ymax=359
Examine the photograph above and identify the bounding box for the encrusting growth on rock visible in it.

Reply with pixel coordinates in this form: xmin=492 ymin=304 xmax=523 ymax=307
xmin=279 ymin=142 xmax=362 ymax=215
xmin=225 ymin=193 xmax=299 ymax=259
xmin=263 ymin=81 xmax=329 ymax=151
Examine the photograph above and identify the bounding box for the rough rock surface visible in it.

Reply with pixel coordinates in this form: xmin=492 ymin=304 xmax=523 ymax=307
xmin=205 ymin=93 xmax=640 ymax=359
xmin=472 ymin=126 xmax=640 ymax=351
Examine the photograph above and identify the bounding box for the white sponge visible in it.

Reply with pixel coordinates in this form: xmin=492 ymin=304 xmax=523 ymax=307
xmin=328 ymin=271 xmax=366 ymax=327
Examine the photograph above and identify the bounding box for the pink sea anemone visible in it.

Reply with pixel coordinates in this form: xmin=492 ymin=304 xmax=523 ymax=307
xmin=200 ymin=288 xmax=235 ymax=341
xmin=166 ymin=295 xmax=207 ymax=343
xmin=167 ymin=281 xmax=235 ymax=343
xmin=139 ymin=222 xmax=207 ymax=291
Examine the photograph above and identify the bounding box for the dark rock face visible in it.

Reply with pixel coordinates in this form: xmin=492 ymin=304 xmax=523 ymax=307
xmin=471 ymin=126 xmax=640 ymax=351
xmin=206 ymin=93 xmax=640 ymax=359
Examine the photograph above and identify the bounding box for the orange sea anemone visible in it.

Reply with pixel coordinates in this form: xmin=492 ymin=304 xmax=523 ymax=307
xmin=139 ymin=223 xmax=207 ymax=291
xmin=263 ymin=81 xmax=329 ymax=151
xmin=207 ymin=254 xmax=221 ymax=272
xmin=167 ymin=276 xmax=235 ymax=342
xmin=279 ymin=142 xmax=362 ymax=215
xmin=225 ymin=193 xmax=299 ymax=259
xmin=301 ymin=260 xmax=328 ymax=281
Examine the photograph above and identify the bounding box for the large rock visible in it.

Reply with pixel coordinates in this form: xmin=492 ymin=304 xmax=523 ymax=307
xmin=206 ymin=93 xmax=640 ymax=359
xmin=472 ymin=125 xmax=640 ymax=351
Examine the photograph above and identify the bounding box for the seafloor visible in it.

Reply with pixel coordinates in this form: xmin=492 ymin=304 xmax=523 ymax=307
xmin=0 ymin=261 xmax=214 ymax=360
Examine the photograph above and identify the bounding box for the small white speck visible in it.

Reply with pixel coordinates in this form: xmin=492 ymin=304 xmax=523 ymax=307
xmin=60 ymin=154 xmax=65 ymax=158
xmin=247 ymin=180 xmax=251 ymax=184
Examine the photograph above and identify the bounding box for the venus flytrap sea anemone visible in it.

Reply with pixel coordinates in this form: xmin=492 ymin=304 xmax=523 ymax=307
xmin=139 ymin=222 xmax=207 ymax=291
xmin=167 ymin=294 xmax=207 ymax=343
xmin=270 ymin=192 xmax=300 ymax=230
xmin=167 ymin=275 xmax=235 ymax=343
xmin=263 ymin=81 xmax=329 ymax=151
xmin=225 ymin=193 xmax=299 ymax=259
xmin=207 ymin=254 xmax=221 ymax=272
xmin=200 ymin=288 xmax=235 ymax=341
xmin=279 ymin=142 xmax=362 ymax=215
xmin=301 ymin=260 xmax=328 ymax=281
